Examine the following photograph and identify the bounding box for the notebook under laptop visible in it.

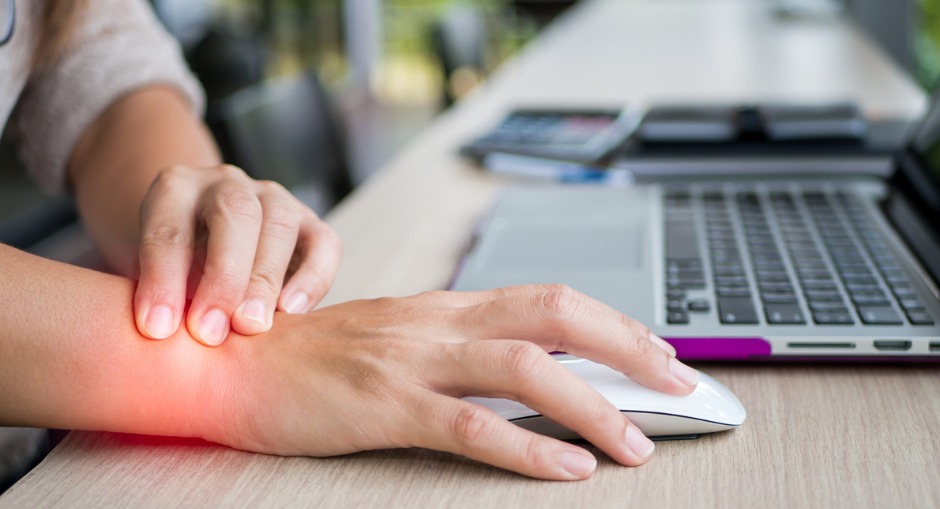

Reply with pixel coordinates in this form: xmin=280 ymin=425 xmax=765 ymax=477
xmin=451 ymin=94 xmax=940 ymax=361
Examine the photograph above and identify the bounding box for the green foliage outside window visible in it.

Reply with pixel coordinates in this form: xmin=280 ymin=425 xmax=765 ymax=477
xmin=916 ymin=0 xmax=940 ymax=89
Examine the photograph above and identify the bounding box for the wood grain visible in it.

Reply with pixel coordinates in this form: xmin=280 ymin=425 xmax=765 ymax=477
xmin=2 ymin=1 xmax=935 ymax=507
xmin=5 ymin=366 xmax=939 ymax=508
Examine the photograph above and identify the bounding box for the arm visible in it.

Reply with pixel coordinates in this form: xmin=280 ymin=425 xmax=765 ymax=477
xmin=0 ymin=243 xmax=205 ymax=436
xmin=67 ymin=86 xmax=341 ymax=345
xmin=0 ymin=242 xmax=699 ymax=480
xmin=68 ymin=86 xmax=219 ymax=276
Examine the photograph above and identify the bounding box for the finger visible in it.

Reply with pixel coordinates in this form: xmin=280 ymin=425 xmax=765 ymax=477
xmin=410 ymin=393 xmax=600 ymax=480
xmin=456 ymin=284 xmax=698 ymax=395
xmin=134 ymin=169 xmax=200 ymax=339
xmin=232 ymin=183 xmax=301 ymax=335
xmin=187 ymin=178 xmax=263 ymax=346
xmin=437 ymin=286 xmax=678 ymax=356
xmin=437 ymin=340 xmax=655 ymax=468
xmin=277 ymin=212 xmax=342 ymax=314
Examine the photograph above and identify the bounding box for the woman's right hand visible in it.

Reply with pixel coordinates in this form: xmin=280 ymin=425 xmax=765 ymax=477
xmin=194 ymin=285 xmax=699 ymax=481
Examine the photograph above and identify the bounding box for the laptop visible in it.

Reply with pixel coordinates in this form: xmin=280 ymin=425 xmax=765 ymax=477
xmin=451 ymin=92 xmax=940 ymax=361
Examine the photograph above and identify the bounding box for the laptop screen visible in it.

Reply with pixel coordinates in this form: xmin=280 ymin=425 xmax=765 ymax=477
xmin=908 ymin=90 xmax=940 ymax=216
xmin=889 ymin=90 xmax=940 ymax=287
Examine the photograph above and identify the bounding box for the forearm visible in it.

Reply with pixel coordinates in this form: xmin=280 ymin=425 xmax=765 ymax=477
xmin=68 ymin=86 xmax=221 ymax=276
xmin=0 ymin=244 xmax=207 ymax=436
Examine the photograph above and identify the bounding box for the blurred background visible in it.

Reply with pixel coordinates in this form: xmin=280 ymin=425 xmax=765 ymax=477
xmin=1 ymin=0 xmax=940 ymax=265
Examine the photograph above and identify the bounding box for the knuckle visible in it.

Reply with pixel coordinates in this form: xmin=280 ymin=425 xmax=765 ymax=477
xmin=159 ymin=164 xmax=192 ymax=182
xmin=451 ymin=405 xmax=495 ymax=445
xmin=263 ymin=202 xmax=301 ymax=235
xmin=258 ymin=179 xmax=288 ymax=194
xmin=538 ymin=284 xmax=582 ymax=320
xmin=219 ymin=164 xmax=247 ymax=178
xmin=623 ymin=315 xmax=655 ymax=358
xmin=502 ymin=341 xmax=547 ymax=381
xmin=521 ymin=435 xmax=545 ymax=469
xmin=200 ymin=265 xmax=246 ymax=298
xmin=213 ymin=188 xmax=262 ymax=221
xmin=302 ymin=223 xmax=342 ymax=259
xmin=141 ymin=224 xmax=191 ymax=248
xmin=146 ymin=165 xmax=190 ymax=200
xmin=250 ymin=264 xmax=285 ymax=294
xmin=585 ymin=397 xmax=616 ymax=427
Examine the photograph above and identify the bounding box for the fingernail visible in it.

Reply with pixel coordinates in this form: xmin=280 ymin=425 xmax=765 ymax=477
xmin=198 ymin=308 xmax=229 ymax=346
xmin=560 ymin=450 xmax=597 ymax=478
xmin=626 ymin=425 xmax=655 ymax=459
xmin=284 ymin=291 xmax=309 ymax=314
xmin=650 ymin=333 xmax=676 ymax=356
xmin=669 ymin=357 xmax=700 ymax=387
xmin=144 ymin=305 xmax=175 ymax=339
xmin=240 ymin=299 xmax=267 ymax=325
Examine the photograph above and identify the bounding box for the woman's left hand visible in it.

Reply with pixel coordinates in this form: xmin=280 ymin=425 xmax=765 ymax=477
xmin=132 ymin=164 xmax=342 ymax=346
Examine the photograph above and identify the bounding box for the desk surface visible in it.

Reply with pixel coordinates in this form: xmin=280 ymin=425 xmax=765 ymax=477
xmin=3 ymin=1 xmax=936 ymax=507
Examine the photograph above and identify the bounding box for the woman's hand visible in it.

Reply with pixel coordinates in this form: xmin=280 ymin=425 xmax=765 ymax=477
xmin=133 ymin=164 xmax=341 ymax=346
xmin=195 ymin=285 xmax=699 ymax=481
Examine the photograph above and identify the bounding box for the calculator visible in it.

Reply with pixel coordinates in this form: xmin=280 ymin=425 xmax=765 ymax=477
xmin=460 ymin=108 xmax=640 ymax=164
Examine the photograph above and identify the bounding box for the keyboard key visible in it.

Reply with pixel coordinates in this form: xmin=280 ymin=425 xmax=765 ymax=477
xmin=718 ymin=297 xmax=759 ymax=324
xmin=759 ymin=282 xmax=794 ymax=293
xmin=688 ymin=299 xmax=711 ymax=312
xmin=667 ymin=300 xmax=686 ymax=312
xmin=703 ymin=191 xmax=725 ymax=202
xmin=764 ymin=304 xmax=806 ymax=324
xmin=756 ymin=271 xmax=790 ymax=283
xmin=714 ymin=266 xmax=746 ymax=277
xmin=798 ymin=269 xmax=832 ymax=280
xmin=717 ymin=286 xmax=752 ymax=298
xmin=762 ymin=292 xmax=799 ymax=303
xmin=899 ymin=298 xmax=925 ymax=312
xmin=805 ymin=289 xmax=842 ymax=301
xmin=838 ymin=267 xmax=873 ymax=278
xmin=845 ymin=282 xmax=881 ymax=292
xmin=849 ymin=291 xmax=890 ymax=306
xmin=906 ymin=311 xmax=935 ymax=326
xmin=842 ymin=275 xmax=877 ymax=285
xmin=666 ymin=288 xmax=687 ymax=300
xmin=883 ymin=273 xmax=910 ymax=285
xmin=856 ymin=306 xmax=903 ymax=325
xmin=802 ymin=281 xmax=838 ymax=291
xmin=666 ymin=259 xmax=703 ymax=271
xmin=808 ymin=301 xmax=848 ymax=312
xmin=753 ymin=260 xmax=786 ymax=272
xmin=812 ymin=311 xmax=855 ymax=325
xmin=715 ymin=276 xmax=749 ymax=287
xmin=668 ymin=279 xmax=706 ymax=289
xmin=667 ymin=311 xmax=690 ymax=324
xmin=891 ymin=286 xmax=917 ymax=298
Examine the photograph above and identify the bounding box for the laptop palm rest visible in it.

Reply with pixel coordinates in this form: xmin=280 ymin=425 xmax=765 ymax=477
xmin=454 ymin=187 xmax=657 ymax=319
xmin=479 ymin=221 xmax=643 ymax=272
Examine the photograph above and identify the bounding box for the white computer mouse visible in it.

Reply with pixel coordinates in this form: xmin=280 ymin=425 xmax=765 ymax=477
xmin=465 ymin=355 xmax=746 ymax=439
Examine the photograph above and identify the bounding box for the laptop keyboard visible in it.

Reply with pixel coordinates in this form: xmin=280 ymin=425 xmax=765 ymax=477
xmin=663 ymin=188 xmax=935 ymax=327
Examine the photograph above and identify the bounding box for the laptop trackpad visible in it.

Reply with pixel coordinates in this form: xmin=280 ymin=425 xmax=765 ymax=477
xmin=481 ymin=220 xmax=645 ymax=272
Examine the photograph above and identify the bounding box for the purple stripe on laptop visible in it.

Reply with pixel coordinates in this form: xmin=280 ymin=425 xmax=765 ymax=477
xmin=663 ymin=337 xmax=772 ymax=360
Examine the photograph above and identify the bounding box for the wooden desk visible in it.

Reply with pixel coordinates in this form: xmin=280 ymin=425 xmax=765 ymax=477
xmin=3 ymin=1 xmax=936 ymax=507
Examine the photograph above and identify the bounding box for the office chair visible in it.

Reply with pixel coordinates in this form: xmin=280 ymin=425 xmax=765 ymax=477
xmin=210 ymin=71 xmax=354 ymax=216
